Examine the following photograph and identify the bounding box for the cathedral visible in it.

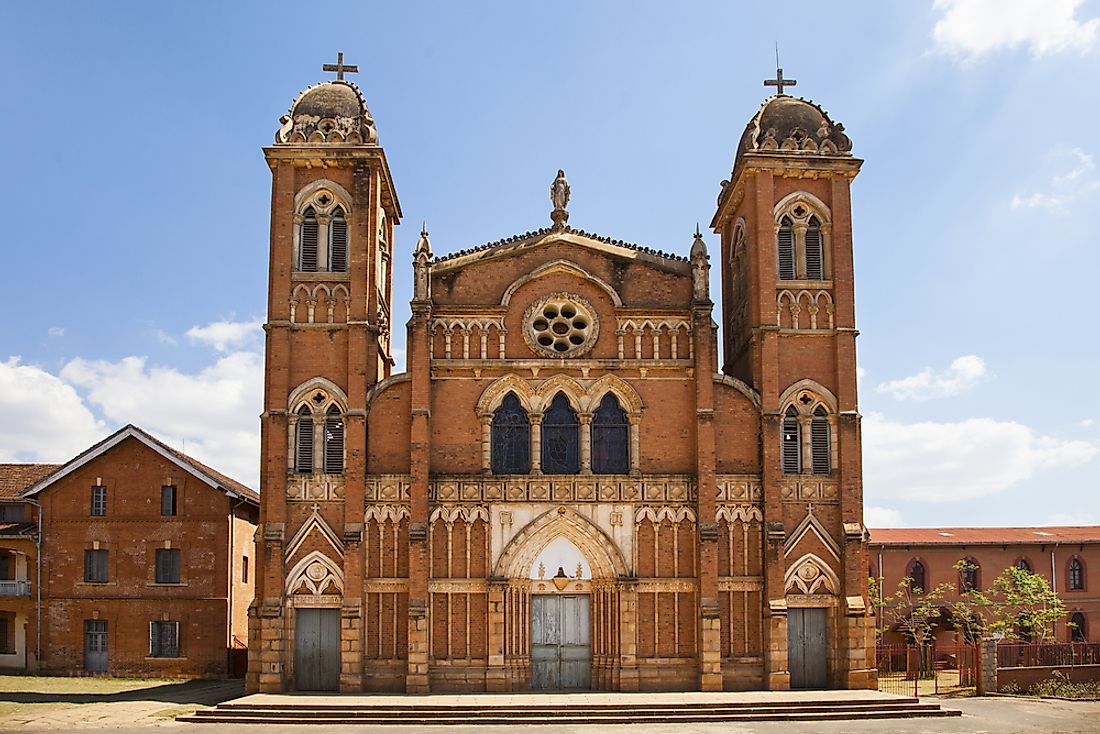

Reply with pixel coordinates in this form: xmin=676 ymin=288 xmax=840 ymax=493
xmin=248 ymin=60 xmax=875 ymax=694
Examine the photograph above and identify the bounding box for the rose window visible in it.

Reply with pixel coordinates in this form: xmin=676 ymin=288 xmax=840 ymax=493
xmin=523 ymin=293 xmax=598 ymax=357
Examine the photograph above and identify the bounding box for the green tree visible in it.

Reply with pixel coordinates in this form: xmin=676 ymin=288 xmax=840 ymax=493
xmin=949 ymin=562 xmax=1067 ymax=643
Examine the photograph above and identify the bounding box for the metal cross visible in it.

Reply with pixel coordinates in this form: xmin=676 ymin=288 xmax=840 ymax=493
xmin=323 ymin=52 xmax=359 ymax=80
xmin=764 ymin=67 xmax=796 ymax=96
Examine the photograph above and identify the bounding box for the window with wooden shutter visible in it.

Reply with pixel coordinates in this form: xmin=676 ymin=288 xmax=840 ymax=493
xmin=328 ymin=207 xmax=348 ymax=272
xmin=295 ymin=406 xmax=314 ymax=474
xmin=149 ymin=620 xmax=179 ymax=658
xmin=805 ymin=215 xmax=824 ymax=279
xmin=810 ymin=406 xmax=830 ymax=475
xmin=323 ymin=405 xmax=344 ymax=474
xmin=777 ymin=216 xmax=795 ymax=280
xmin=84 ymin=549 xmax=108 ymax=583
xmin=155 ymin=548 xmax=181 ymax=584
xmin=299 ymin=207 xmax=319 ymax=272
xmin=160 ymin=485 xmax=176 ymax=516
xmin=781 ymin=406 xmax=801 ymax=474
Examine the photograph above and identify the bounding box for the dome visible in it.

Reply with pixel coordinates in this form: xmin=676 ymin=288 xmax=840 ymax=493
xmin=735 ymin=95 xmax=852 ymax=161
xmin=275 ymin=80 xmax=378 ymax=145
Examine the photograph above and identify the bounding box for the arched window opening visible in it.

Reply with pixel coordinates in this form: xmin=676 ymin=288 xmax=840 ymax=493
xmin=960 ymin=560 xmax=980 ymax=592
xmin=1069 ymin=557 xmax=1084 ymax=590
xmin=777 ymin=216 xmax=796 ymax=280
xmin=323 ymin=405 xmax=344 ymax=474
xmin=1070 ymin=612 xmax=1087 ymax=642
xmin=299 ymin=207 xmax=319 ymax=272
xmin=781 ymin=405 xmax=801 ymax=474
xmin=541 ymin=393 xmax=580 ymax=474
xmin=909 ymin=560 xmax=926 ymax=594
xmin=810 ymin=406 xmax=830 ymax=475
xmin=592 ymin=393 xmax=629 ymax=474
xmin=328 ymin=207 xmax=348 ymax=273
xmin=1016 ymin=558 xmax=1032 ymax=573
xmin=491 ymin=393 xmax=530 ymax=474
xmin=805 ymin=215 xmax=824 ymax=280
xmin=295 ymin=405 xmax=314 ymax=474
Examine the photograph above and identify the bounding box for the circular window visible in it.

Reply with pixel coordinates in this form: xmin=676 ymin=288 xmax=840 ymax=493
xmin=523 ymin=293 xmax=599 ymax=357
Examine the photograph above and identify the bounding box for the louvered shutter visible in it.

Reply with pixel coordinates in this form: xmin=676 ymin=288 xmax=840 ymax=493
xmin=329 ymin=209 xmax=348 ymax=272
xmin=777 ymin=218 xmax=795 ymax=280
xmin=811 ymin=409 xmax=830 ymax=475
xmin=805 ymin=218 xmax=824 ymax=279
xmin=781 ymin=409 xmax=801 ymax=474
xmin=300 ymin=209 xmax=319 ymax=272
xmin=295 ymin=410 xmax=314 ymax=474
xmin=323 ymin=407 xmax=344 ymax=474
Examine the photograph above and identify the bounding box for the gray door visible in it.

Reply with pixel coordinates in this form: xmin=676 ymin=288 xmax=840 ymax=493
xmin=531 ymin=594 xmax=591 ymax=690
xmin=84 ymin=620 xmax=107 ymax=673
xmin=295 ymin=608 xmax=340 ymax=691
xmin=788 ymin=607 xmax=828 ymax=688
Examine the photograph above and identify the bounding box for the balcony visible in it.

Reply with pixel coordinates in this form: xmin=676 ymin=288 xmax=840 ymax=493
xmin=0 ymin=580 xmax=30 ymax=596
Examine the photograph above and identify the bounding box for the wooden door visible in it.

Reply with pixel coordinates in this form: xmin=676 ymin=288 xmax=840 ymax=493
xmin=788 ymin=607 xmax=828 ymax=688
xmin=84 ymin=620 xmax=107 ymax=673
xmin=295 ymin=608 xmax=340 ymax=691
xmin=531 ymin=594 xmax=591 ymax=689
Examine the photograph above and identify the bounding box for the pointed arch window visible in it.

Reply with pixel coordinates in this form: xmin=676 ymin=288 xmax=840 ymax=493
xmin=299 ymin=207 xmax=319 ymax=272
xmin=592 ymin=393 xmax=629 ymax=474
xmin=328 ymin=207 xmax=348 ymax=273
xmin=323 ymin=405 xmax=344 ymax=474
xmin=1016 ymin=558 xmax=1032 ymax=573
xmin=960 ymin=559 xmax=980 ymax=592
xmin=810 ymin=406 xmax=831 ymax=475
xmin=777 ymin=216 xmax=796 ymax=280
xmin=542 ymin=393 xmax=580 ymax=474
xmin=909 ymin=560 xmax=926 ymax=594
xmin=491 ymin=393 xmax=530 ymax=474
xmin=1069 ymin=557 xmax=1085 ymax=590
xmin=1070 ymin=612 xmax=1087 ymax=642
xmin=295 ymin=405 xmax=314 ymax=474
xmin=781 ymin=405 xmax=801 ymax=474
xmin=805 ymin=215 xmax=824 ymax=279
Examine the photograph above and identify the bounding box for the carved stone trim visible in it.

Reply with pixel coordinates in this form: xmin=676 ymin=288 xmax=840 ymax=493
xmin=718 ymin=576 xmax=765 ymax=592
xmin=779 ymin=478 xmax=839 ymax=503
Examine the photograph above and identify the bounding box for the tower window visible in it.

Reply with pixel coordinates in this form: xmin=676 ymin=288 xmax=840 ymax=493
xmin=328 ymin=207 xmax=348 ymax=273
xmin=295 ymin=405 xmax=314 ymax=474
xmin=805 ymin=215 xmax=824 ymax=280
xmin=541 ymin=393 xmax=580 ymax=474
xmin=777 ymin=216 xmax=796 ymax=280
xmin=491 ymin=393 xmax=530 ymax=474
xmin=299 ymin=207 xmax=319 ymax=272
xmin=323 ymin=405 xmax=344 ymax=474
xmin=810 ymin=406 xmax=830 ymax=475
xmin=781 ymin=405 xmax=801 ymax=474
xmin=592 ymin=393 xmax=629 ymax=474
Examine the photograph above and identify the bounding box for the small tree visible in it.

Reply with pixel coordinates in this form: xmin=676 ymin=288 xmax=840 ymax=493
xmin=870 ymin=574 xmax=953 ymax=645
xmin=949 ymin=562 xmax=1067 ymax=643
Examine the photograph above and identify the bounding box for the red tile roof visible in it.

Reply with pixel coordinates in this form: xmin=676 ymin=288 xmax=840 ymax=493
xmin=0 ymin=464 xmax=61 ymax=500
xmin=868 ymin=527 xmax=1100 ymax=545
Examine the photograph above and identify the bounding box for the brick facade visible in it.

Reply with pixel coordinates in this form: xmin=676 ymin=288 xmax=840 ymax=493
xmin=251 ymin=80 xmax=876 ymax=693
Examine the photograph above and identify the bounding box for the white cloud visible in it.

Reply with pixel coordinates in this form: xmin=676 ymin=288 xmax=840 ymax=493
xmin=0 ymin=357 xmax=105 ymax=462
xmin=1012 ymin=148 xmax=1099 ymax=209
xmin=862 ymin=412 xmax=1098 ymax=502
xmin=1044 ymin=511 xmax=1098 ymax=526
xmin=1080 ymin=418 xmax=1096 ymax=428
xmin=932 ymin=0 xmax=1099 ymax=60
xmin=185 ymin=319 xmax=263 ymax=353
xmin=865 ymin=506 xmax=904 ymax=528
xmin=47 ymin=327 xmax=64 ymax=338
xmin=876 ymin=355 xmax=989 ymax=401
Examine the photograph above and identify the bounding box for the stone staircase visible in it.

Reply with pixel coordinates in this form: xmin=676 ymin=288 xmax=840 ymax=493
xmin=180 ymin=691 xmax=961 ymax=725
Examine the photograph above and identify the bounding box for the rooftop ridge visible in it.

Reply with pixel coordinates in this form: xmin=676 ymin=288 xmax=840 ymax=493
xmin=433 ymin=226 xmax=689 ymax=264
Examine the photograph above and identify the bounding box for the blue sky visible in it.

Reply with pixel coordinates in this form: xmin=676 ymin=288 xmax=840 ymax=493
xmin=1 ymin=1 xmax=1097 ymax=527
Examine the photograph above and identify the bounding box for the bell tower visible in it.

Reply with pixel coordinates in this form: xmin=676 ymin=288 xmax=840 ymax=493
xmin=711 ymin=76 xmax=875 ymax=690
xmin=249 ymin=56 xmax=402 ymax=693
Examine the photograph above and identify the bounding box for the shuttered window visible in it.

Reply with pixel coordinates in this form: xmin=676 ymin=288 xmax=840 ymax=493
xmin=777 ymin=216 xmax=795 ymax=280
xmin=781 ymin=406 xmax=801 ymax=474
xmin=155 ymin=548 xmax=180 ymax=584
xmin=149 ymin=620 xmax=179 ymax=658
xmin=295 ymin=406 xmax=314 ymax=474
xmin=329 ymin=207 xmax=348 ymax=272
xmin=84 ymin=549 xmax=108 ymax=583
xmin=810 ymin=406 xmax=831 ymax=475
xmin=805 ymin=215 xmax=824 ymax=279
xmin=323 ymin=405 xmax=344 ymax=474
xmin=299 ymin=207 xmax=319 ymax=272
xmin=160 ymin=485 xmax=176 ymax=516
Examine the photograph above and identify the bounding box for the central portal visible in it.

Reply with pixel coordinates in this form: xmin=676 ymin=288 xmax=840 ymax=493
xmin=531 ymin=594 xmax=591 ymax=689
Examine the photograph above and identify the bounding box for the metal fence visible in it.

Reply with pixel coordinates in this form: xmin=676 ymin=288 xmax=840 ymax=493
xmin=876 ymin=644 xmax=977 ymax=696
xmin=997 ymin=642 xmax=1100 ymax=669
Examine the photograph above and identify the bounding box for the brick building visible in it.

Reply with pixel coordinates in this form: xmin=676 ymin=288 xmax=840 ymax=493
xmin=869 ymin=527 xmax=1099 ymax=645
xmin=250 ymin=69 xmax=874 ymax=693
xmin=0 ymin=425 xmax=257 ymax=676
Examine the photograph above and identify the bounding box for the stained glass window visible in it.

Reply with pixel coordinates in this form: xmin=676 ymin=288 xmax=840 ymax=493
xmin=592 ymin=393 xmax=629 ymax=474
xmin=541 ymin=393 xmax=579 ymax=474
xmin=492 ymin=393 xmax=530 ymax=474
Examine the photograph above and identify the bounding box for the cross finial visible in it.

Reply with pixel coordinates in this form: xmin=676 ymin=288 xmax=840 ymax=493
xmin=323 ymin=52 xmax=359 ymax=81
xmin=764 ymin=67 xmax=796 ymax=96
